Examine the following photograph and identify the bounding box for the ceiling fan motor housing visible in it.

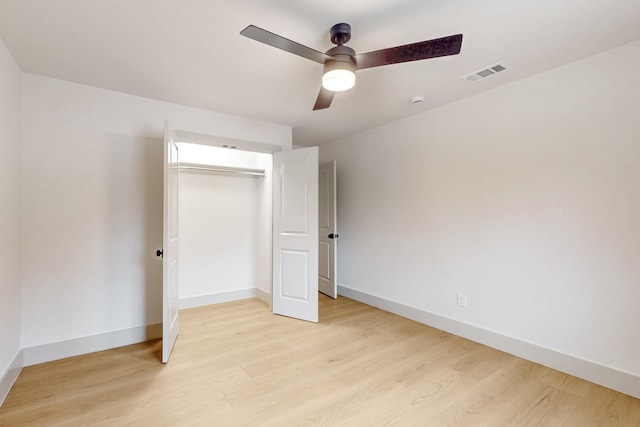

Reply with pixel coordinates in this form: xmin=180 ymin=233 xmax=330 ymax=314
xmin=324 ymin=45 xmax=356 ymax=72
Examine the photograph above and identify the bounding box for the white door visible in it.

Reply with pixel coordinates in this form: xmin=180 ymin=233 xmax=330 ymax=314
xmin=319 ymin=161 xmax=338 ymax=298
xmin=272 ymin=147 xmax=319 ymax=322
xmin=162 ymin=122 xmax=180 ymax=363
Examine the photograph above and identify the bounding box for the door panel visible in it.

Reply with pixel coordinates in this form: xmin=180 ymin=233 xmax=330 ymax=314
xmin=318 ymin=161 xmax=337 ymax=298
xmin=318 ymin=241 xmax=330 ymax=279
xmin=162 ymin=122 xmax=180 ymax=363
xmin=281 ymin=250 xmax=310 ymax=300
xmin=272 ymin=147 xmax=319 ymax=322
xmin=280 ymin=158 xmax=310 ymax=233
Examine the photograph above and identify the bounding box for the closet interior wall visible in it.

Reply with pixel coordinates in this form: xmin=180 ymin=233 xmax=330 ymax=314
xmin=177 ymin=143 xmax=273 ymax=309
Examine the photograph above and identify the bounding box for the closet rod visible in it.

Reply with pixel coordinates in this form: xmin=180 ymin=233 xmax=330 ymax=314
xmin=179 ymin=163 xmax=265 ymax=177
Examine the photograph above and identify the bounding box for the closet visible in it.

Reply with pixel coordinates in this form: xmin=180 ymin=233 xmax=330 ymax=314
xmin=177 ymin=142 xmax=273 ymax=309
xmin=160 ymin=124 xmax=321 ymax=362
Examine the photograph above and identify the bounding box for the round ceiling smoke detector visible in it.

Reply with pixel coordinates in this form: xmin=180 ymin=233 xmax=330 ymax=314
xmin=410 ymin=95 xmax=425 ymax=105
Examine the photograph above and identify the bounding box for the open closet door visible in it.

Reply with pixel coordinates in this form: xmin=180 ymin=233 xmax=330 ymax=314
xmin=162 ymin=121 xmax=180 ymax=363
xmin=272 ymin=147 xmax=319 ymax=322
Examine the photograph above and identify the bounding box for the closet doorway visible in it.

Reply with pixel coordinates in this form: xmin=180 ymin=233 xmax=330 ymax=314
xmin=177 ymin=142 xmax=273 ymax=311
xmin=161 ymin=124 xmax=321 ymax=363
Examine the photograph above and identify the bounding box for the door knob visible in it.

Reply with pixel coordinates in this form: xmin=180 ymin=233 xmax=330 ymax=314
xmin=156 ymin=249 xmax=163 ymax=258
xmin=328 ymin=233 xmax=339 ymax=239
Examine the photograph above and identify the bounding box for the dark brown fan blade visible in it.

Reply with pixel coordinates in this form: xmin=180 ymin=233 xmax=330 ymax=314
xmin=241 ymin=25 xmax=332 ymax=64
xmin=355 ymin=34 xmax=463 ymax=70
xmin=313 ymin=87 xmax=335 ymax=110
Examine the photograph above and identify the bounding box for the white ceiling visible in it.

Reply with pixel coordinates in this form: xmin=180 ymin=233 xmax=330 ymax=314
xmin=1 ymin=0 xmax=639 ymax=146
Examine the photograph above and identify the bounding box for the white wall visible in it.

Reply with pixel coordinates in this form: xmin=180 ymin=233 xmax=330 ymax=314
xmin=321 ymin=40 xmax=640 ymax=394
xmin=0 ymin=37 xmax=22 ymax=402
xmin=178 ymin=144 xmax=273 ymax=307
xmin=19 ymin=74 xmax=291 ymax=355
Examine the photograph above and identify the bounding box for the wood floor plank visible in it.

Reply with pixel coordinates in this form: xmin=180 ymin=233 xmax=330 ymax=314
xmin=1 ymin=295 xmax=638 ymax=426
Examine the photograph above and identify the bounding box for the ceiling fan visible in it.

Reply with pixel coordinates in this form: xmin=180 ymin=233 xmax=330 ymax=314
xmin=240 ymin=23 xmax=463 ymax=110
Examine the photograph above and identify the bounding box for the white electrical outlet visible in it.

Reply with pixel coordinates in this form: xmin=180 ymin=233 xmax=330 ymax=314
xmin=457 ymin=292 xmax=468 ymax=308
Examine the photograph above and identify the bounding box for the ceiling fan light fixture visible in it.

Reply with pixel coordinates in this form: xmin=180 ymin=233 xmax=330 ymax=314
xmin=322 ymin=69 xmax=355 ymax=92
xmin=322 ymin=60 xmax=356 ymax=92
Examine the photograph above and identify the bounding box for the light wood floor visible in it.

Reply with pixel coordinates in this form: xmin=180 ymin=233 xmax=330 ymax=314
xmin=1 ymin=296 xmax=639 ymax=426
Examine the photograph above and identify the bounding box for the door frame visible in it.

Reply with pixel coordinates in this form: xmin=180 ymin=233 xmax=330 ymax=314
xmin=319 ymin=161 xmax=338 ymax=298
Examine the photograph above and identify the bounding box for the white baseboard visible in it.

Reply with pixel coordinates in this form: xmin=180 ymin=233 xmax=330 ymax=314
xmin=338 ymin=284 xmax=640 ymax=399
xmin=0 ymin=350 xmax=23 ymax=407
xmin=6 ymin=288 xmax=267 ymax=404
xmin=22 ymin=323 xmax=162 ymax=367
xmin=20 ymin=288 xmax=263 ymax=369
xmin=257 ymin=288 xmax=271 ymax=307
xmin=179 ymin=288 xmax=258 ymax=309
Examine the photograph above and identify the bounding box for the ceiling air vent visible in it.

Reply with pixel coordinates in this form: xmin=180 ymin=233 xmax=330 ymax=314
xmin=462 ymin=62 xmax=509 ymax=83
